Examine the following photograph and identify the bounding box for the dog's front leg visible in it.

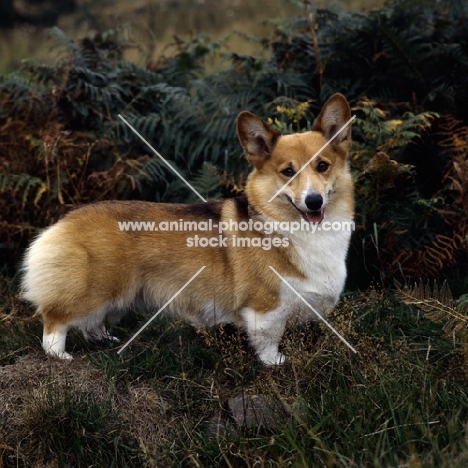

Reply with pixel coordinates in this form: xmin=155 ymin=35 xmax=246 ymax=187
xmin=240 ymin=306 xmax=288 ymax=365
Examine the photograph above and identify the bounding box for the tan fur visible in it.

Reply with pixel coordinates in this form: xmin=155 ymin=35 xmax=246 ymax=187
xmin=22 ymin=93 xmax=354 ymax=364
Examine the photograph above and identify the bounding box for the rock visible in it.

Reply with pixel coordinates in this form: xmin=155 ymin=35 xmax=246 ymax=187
xmin=226 ymin=393 xmax=287 ymax=429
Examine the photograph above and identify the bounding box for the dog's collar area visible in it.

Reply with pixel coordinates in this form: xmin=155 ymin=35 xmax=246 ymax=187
xmin=285 ymin=195 xmax=324 ymax=224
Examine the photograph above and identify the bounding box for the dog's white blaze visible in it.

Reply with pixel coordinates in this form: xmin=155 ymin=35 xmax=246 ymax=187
xmin=302 ymin=177 xmax=314 ymax=204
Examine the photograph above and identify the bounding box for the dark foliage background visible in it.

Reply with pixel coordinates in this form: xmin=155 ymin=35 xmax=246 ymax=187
xmin=1 ymin=0 xmax=467 ymax=290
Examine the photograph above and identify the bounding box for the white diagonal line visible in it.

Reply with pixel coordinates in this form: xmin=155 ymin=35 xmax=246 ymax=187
xmin=117 ymin=266 xmax=206 ymax=355
xmin=268 ymin=266 xmax=357 ymax=354
xmin=268 ymin=115 xmax=356 ymax=203
xmin=118 ymin=114 xmax=207 ymax=202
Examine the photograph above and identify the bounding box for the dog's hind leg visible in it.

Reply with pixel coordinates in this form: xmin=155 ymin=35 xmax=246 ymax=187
xmin=76 ymin=305 xmax=121 ymax=343
xmin=82 ymin=323 xmax=120 ymax=343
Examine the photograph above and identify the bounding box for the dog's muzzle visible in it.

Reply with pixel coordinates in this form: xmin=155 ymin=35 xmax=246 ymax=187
xmin=286 ymin=195 xmax=324 ymax=224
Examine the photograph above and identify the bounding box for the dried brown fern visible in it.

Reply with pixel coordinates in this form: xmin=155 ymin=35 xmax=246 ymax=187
xmin=436 ymin=115 xmax=468 ymax=159
xmin=446 ymin=158 xmax=468 ymax=212
xmin=0 ymin=115 xmax=131 ymax=270
xmin=437 ymin=115 xmax=468 ymax=210
xmin=396 ymin=280 xmax=468 ymax=336
xmin=393 ymin=218 xmax=468 ymax=281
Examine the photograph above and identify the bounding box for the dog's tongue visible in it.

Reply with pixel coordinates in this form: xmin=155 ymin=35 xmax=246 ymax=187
xmin=306 ymin=211 xmax=324 ymax=224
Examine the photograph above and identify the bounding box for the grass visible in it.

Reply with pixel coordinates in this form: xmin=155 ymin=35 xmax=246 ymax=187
xmin=2 ymin=276 xmax=468 ymax=467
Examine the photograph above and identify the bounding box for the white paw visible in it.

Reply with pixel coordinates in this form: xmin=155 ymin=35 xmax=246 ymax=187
xmin=43 ymin=331 xmax=70 ymax=359
xmin=106 ymin=335 xmax=120 ymax=342
xmin=59 ymin=351 xmax=73 ymax=360
xmin=45 ymin=349 xmax=73 ymax=360
xmin=84 ymin=328 xmax=119 ymax=343
xmin=259 ymin=351 xmax=286 ymax=366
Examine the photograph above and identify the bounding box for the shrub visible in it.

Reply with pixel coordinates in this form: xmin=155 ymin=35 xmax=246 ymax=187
xmin=0 ymin=0 xmax=467 ymax=286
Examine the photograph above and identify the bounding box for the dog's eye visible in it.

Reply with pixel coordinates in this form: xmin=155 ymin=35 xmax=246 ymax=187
xmin=317 ymin=161 xmax=329 ymax=173
xmin=281 ymin=167 xmax=296 ymax=177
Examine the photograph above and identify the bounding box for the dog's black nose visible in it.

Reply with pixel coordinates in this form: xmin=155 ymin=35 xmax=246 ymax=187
xmin=305 ymin=193 xmax=323 ymax=211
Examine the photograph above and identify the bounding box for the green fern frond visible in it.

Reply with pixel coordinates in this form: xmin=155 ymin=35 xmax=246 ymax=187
xmin=190 ymin=162 xmax=222 ymax=201
xmin=47 ymin=26 xmax=79 ymax=64
xmin=21 ymin=60 xmax=62 ymax=86
xmin=139 ymin=157 xmax=166 ymax=186
xmin=109 ymin=114 xmax=161 ymax=146
xmin=0 ymin=174 xmax=48 ymax=208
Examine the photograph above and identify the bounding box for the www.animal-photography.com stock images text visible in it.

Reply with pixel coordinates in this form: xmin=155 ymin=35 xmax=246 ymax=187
xmin=1 ymin=0 xmax=468 ymax=466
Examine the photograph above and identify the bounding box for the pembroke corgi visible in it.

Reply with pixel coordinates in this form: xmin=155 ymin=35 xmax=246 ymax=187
xmin=22 ymin=93 xmax=355 ymax=365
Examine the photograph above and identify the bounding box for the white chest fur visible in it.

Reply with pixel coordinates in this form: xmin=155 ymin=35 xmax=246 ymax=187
xmin=280 ymin=216 xmax=352 ymax=319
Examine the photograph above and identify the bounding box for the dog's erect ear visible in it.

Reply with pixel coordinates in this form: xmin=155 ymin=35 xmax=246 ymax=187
xmin=237 ymin=111 xmax=280 ymax=169
xmin=313 ymin=94 xmax=352 ymax=154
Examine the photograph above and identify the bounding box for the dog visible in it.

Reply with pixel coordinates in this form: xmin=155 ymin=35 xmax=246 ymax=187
xmin=21 ymin=93 xmax=354 ymax=365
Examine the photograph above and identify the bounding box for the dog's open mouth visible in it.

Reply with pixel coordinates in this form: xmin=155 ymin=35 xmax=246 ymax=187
xmin=304 ymin=210 xmax=324 ymax=224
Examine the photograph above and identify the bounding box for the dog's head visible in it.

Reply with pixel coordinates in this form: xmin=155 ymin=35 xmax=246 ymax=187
xmin=237 ymin=94 xmax=354 ymax=224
